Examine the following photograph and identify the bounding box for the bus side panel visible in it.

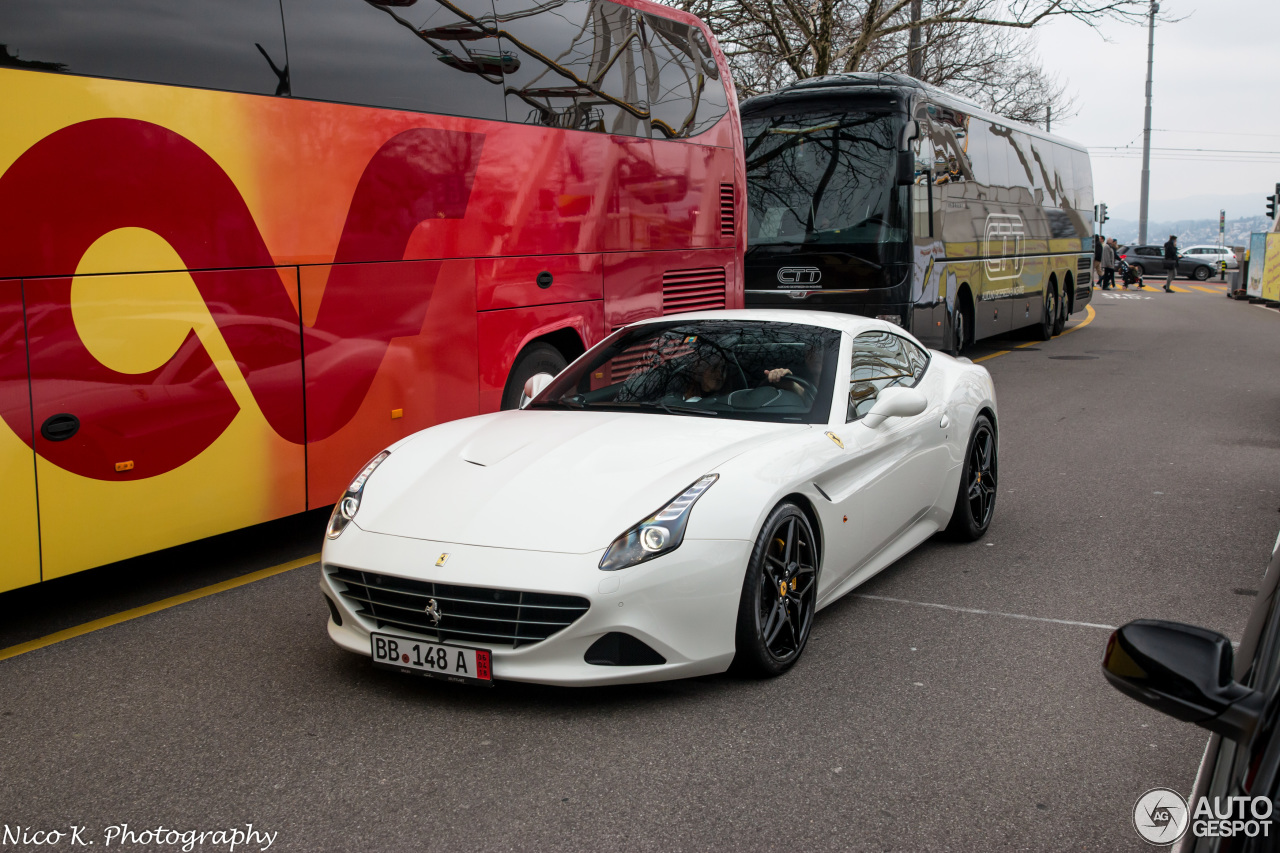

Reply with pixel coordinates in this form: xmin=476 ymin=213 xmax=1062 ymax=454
xmin=0 ymin=279 xmax=41 ymax=592
xmin=603 ymin=248 xmax=738 ymax=330
xmin=27 ymin=268 xmax=307 ymax=579
xmin=302 ymin=259 xmax=480 ymax=506
xmin=476 ymin=302 xmax=606 ymax=414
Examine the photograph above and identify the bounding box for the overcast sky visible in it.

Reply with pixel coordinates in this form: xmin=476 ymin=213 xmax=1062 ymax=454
xmin=1036 ymin=0 xmax=1280 ymax=222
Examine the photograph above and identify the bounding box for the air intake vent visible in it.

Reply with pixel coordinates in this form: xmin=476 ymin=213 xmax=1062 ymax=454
xmin=1076 ymin=256 xmax=1093 ymax=287
xmin=663 ymin=267 xmax=726 ymax=314
xmin=720 ymin=183 xmax=735 ymax=236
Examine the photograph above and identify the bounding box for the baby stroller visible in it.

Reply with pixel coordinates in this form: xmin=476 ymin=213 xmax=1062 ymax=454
xmin=1117 ymin=258 xmax=1143 ymax=288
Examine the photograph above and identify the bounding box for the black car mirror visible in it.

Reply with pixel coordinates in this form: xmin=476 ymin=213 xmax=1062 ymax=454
xmin=896 ymin=150 xmax=915 ymax=185
xmin=1104 ymin=620 xmax=1264 ymax=741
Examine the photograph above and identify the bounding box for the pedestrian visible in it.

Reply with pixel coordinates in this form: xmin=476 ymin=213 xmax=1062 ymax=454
xmin=1163 ymin=234 xmax=1178 ymax=292
xmin=1101 ymin=238 xmax=1117 ymax=290
xmin=1093 ymin=234 xmax=1103 ymax=287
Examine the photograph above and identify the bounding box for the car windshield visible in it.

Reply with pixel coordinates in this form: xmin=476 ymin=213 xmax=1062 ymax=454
xmin=530 ymin=320 xmax=843 ymax=424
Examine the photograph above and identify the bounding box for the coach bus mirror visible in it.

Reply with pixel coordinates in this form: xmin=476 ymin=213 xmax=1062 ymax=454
xmin=895 ymin=151 xmax=915 ymax=186
xmin=521 ymin=373 xmax=555 ymax=407
xmin=860 ymin=387 xmax=926 ymax=429
xmin=1103 ymin=619 xmax=1264 ymax=742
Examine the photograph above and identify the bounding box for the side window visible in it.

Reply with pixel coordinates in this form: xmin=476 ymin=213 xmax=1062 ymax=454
xmin=284 ymin=0 xmax=507 ymax=120
xmin=965 ymin=119 xmax=990 ymax=186
xmin=641 ymin=14 xmax=729 ymax=138
xmin=0 ymin=0 xmax=288 ymax=95
xmin=493 ymin=0 xmax=649 ymax=135
xmin=1072 ymin=149 xmax=1094 ymax=211
xmin=984 ymin=124 xmax=1011 ymax=189
xmin=900 ymin=336 xmax=930 ymax=381
xmin=847 ymin=331 xmax=917 ymax=422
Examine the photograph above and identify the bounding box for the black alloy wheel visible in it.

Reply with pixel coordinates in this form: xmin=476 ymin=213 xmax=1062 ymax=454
xmin=944 ymin=414 xmax=997 ymax=541
xmin=1130 ymin=263 xmax=1145 ymax=277
xmin=733 ymin=502 xmax=819 ymax=677
xmin=1193 ymin=265 xmax=1211 ymax=281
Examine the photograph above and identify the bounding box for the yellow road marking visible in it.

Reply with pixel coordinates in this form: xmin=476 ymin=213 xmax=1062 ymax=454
xmin=1190 ymin=285 xmax=1220 ymax=294
xmin=0 ymin=553 xmax=321 ymax=662
xmin=971 ymin=304 xmax=1096 ymax=365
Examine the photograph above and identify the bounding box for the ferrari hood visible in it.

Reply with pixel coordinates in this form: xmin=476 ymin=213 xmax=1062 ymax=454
xmin=353 ymin=410 xmax=805 ymax=553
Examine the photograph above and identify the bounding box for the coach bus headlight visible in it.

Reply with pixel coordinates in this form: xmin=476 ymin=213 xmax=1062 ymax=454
xmin=599 ymin=475 xmax=718 ymax=571
xmin=326 ymin=450 xmax=391 ymax=540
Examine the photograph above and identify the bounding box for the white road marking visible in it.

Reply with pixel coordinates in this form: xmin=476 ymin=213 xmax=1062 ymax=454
xmin=851 ymin=593 xmax=1117 ymax=631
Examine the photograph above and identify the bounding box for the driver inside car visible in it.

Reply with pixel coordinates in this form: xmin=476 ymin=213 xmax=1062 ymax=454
xmin=761 ymin=342 xmax=824 ymax=401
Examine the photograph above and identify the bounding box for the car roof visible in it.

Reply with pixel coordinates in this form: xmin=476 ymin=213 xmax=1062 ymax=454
xmin=629 ymin=309 xmax=919 ymax=343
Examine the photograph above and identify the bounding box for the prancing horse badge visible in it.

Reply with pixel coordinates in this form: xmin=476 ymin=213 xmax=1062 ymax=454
xmin=435 ymin=553 xmax=450 ymax=567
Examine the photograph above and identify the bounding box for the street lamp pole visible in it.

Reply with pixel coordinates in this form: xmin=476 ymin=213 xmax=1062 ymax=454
xmin=1138 ymin=1 xmax=1158 ymax=245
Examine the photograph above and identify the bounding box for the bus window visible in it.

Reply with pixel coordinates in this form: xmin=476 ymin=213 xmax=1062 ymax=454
xmin=0 ymin=0 xmax=288 ymax=95
xmin=1072 ymin=149 xmax=1094 ymax=213
xmin=284 ymin=0 xmax=507 ymax=121
xmin=743 ymin=108 xmax=909 ymax=267
xmin=1030 ymin=140 xmax=1055 ymax=200
xmin=984 ymin=124 xmax=1011 ymax=190
xmin=1052 ymin=148 xmax=1074 ymax=205
xmin=965 ymin=118 xmax=990 ymax=187
xmin=642 ymin=13 xmax=729 ymax=138
xmin=494 ymin=0 xmax=646 ymax=134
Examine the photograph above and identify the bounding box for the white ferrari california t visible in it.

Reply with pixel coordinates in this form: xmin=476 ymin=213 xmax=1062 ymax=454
xmin=320 ymin=310 xmax=997 ymax=686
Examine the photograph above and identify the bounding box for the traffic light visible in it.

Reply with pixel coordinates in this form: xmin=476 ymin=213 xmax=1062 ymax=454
xmin=1268 ymin=184 xmax=1279 ymax=220
xmin=1099 ymin=202 xmax=1109 ymax=224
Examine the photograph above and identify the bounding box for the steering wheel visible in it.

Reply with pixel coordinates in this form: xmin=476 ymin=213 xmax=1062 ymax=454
xmin=785 ymin=374 xmax=818 ymax=402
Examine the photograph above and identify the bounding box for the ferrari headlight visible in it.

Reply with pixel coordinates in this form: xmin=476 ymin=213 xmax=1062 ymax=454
xmin=599 ymin=474 xmax=718 ymax=571
xmin=326 ymin=450 xmax=390 ymax=539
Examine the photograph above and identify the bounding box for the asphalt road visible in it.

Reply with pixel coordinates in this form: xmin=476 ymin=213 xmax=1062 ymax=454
xmin=3 ymin=279 xmax=1279 ymax=852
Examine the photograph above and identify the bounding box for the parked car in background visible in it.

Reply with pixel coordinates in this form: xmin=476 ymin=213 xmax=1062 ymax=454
xmin=1103 ymin=534 xmax=1280 ymax=852
xmin=1183 ymin=245 xmax=1238 ymax=269
xmin=1117 ymin=245 xmax=1218 ymax=281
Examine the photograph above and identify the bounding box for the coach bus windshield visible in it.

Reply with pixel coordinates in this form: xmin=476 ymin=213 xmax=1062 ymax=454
xmin=743 ymin=109 xmax=907 ymax=264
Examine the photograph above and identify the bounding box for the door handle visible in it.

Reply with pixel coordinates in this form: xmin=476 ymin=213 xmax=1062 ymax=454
xmin=41 ymin=413 xmax=80 ymax=441
xmin=939 ymin=414 xmax=950 ymax=429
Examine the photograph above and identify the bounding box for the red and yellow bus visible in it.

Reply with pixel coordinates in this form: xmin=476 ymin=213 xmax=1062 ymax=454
xmin=0 ymin=0 xmax=743 ymax=591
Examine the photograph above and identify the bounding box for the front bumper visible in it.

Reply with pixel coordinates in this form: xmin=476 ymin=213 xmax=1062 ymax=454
xmin=320 ymin=523 xmax=751 ymax=686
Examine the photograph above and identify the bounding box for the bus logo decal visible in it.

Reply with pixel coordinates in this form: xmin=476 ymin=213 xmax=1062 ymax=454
xmin=984 ymin=214 xmax=1025 ymax=281
xmin=0 ymin=118 xmax=485 ymax=481
xmin=777 ymin=267 xmax=822 ymax=286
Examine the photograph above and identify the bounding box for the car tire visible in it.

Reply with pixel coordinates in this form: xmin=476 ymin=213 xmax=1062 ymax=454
xmin=1193 ymin=265 xmax=1211 ymax=281
xmin=500 ymin=342 xmax=567 ymax=410
xmin=1130 ymin=263 xmax=1144 ymax=277
xmin=732 ymin=502 xmax=819 ymax=678
xmin=944 ymin=414 xmax=997 ymax=541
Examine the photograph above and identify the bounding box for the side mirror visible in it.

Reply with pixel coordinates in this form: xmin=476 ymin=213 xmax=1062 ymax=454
xmin=1103 ymin=619 xmax=1264 ymax=741
xmin=860 ymin=386 xmax=927 ymax=429
xmin=895 ymin=150 xmax=916 ymax=186
xmin=520 ymin=372 xmax=555 ymax=408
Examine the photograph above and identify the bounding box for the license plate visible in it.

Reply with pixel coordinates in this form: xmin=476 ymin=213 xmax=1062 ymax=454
xmin=371 ymin=633 xmax=492 ymax=684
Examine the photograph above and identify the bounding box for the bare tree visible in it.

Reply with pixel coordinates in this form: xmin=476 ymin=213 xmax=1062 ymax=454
xmin=671 ymin=0 xmax=1140 ymax=124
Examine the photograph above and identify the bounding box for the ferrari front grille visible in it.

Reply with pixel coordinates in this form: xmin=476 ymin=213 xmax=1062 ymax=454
xmin=329 ymin=567 xmax=590 ymax=649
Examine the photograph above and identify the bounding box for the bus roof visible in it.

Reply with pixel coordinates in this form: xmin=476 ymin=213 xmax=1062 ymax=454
xmin=740 ymin=72 xmax=1086 ymax=154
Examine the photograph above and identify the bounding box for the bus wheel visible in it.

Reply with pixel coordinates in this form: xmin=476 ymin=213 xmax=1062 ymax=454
xmin=1033 ymin=287 xmax=1055 ymax=341
xmin=501 ymin=342 xmax=567 ymax=410
xmin=1053 ymin=289 xmax=1069 ymax=336
xmin=950 ymin=308 xmax=967 ymax=356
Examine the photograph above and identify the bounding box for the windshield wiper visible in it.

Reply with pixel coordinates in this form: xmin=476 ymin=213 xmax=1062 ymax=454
xmin=637 ymin=401 xmax=719 ymax=417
